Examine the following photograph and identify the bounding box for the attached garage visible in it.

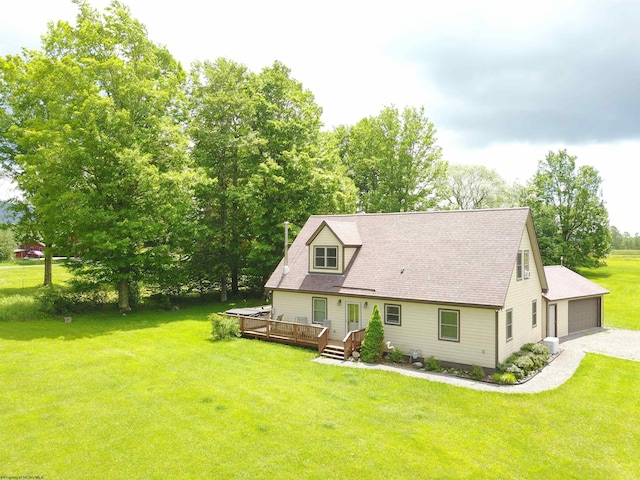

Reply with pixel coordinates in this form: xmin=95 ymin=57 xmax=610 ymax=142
xmin=543 ymin=266 xmax=609 ymax=338
xmin=568 ymin=297 xmax=601 ymax=334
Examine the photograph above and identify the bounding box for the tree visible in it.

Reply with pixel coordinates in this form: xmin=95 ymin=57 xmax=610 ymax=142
xmin=445 ymin=164 xmax=515 ymax=210
xmin=187 ymin=58 xmax=261 ymax=300
xmin=243 ymin=62 xmax=356 ymax=284
xmin=360 ymin=304 xmax=384 ymax=363
xmin=523 ymin=150 xmax=611 ymax=269
xmin=336 ymin=106 xmax=447 ymax=213
xmin=187 ymin=59 xmax=357 ymax=294
xmin=0 ymin=1 xmax=194 ymax=309
xmin=0 ymin=227 xmax=15 ymax=261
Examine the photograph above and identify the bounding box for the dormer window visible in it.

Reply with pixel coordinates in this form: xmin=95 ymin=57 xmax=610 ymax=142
xmin=314 ymin=246 xmax=338 ymax=269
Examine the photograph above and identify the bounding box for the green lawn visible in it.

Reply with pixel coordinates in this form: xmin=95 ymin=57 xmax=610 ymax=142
xmin=0 ymin=262 xmax=73 ymax=321
xmin=0 ymin=308 xmax=638 ymax=479
xmin=580 ymin=251 xmax=640 ymax=330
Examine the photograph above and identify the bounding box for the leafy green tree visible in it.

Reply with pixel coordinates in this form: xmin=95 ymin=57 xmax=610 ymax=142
xmin=0 ymin=1 xmax=194 ymax=309
xmin=336 ymin=106 xmax=447 ymax=213
xmin=523 ymin=150 xmax=611 ymax=269
xmin=187 ymin=59 xmax=357 ymax=293
xmin=187 ymin=58 xmax=261 ymax=300
xmin=360 ymin=304 xmax=385 ymax=363
xmin=243 ymin=62 xmax=356 ymax=284
xmin=445 ymin=164 xmax=515 ymax=210
xmin=0 ymin=227 xmax=15 ymax=261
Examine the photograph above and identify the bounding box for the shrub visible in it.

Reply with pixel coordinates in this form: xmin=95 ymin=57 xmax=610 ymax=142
xmin=505 ymin=364 xmax=524 ymax=380
xmin=38 ymin=287 xmax=109 ymax=315
xmin=360 ymin=305 xmax=384 ymax=363
xmin=469 ymin=364 xmax=486 ymax=380
xmin=209 ymin=313 xmax=241 ymax=340
xmin=491 ymin=372 xmax=516 ymax=385
xmin=530 ymin=343 xmax=550 ymax=357
xmin=424 ymin=356 xmax=441 ymax=371
xmin=387 ymin=348 xmax=405 ymax=364
xmin=514 ymin=355 xmax=535 ymax=375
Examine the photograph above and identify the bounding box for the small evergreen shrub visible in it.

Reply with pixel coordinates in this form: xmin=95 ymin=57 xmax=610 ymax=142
xmin=360 ymin=305 xmax=385 ymax=363
xmin=530 ymin=343 xmax=550 ymax=358
xmin=491 ymin=372 xmax=516 ymax=385
xmin=424 ymin=356 xmax=442 ymax=371
xmin=209 ymin=313 xmax=241 ymax=340
xmin=387 ymin=348 xmax=405 ymax=364
xmin=469 ymin=364 xmax=486 ymax=380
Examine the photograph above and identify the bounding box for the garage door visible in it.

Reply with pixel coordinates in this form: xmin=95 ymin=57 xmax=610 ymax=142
xmin=568 ymin=297 xmax=600 ymax=334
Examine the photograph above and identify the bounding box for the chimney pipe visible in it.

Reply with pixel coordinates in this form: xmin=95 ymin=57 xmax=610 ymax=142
xmin=283 ymin=221 xmax=290 ymax=275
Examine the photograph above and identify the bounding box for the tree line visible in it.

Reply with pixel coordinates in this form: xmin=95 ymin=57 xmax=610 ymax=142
xmin=0 ymin=1 xmax=615 ymax=310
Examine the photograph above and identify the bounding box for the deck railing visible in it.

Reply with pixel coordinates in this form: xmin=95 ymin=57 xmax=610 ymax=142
xmin=233 ymin=315 xmax=328 ymax=353
xmin=342 ymin=328 xmax=366 ymax=360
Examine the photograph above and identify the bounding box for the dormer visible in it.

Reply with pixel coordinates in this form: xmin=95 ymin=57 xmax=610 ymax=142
xmin=305 ymin=220 xmax=362 ymax=274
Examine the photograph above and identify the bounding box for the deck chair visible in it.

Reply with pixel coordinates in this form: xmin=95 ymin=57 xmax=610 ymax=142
xmin=296 ymin=316 xmax=308 ymax=324
xmin=276 ymin=314 xmax=283 ymax=322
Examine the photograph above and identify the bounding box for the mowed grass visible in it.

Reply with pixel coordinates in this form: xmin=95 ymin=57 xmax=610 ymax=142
xmin=0 ymin=308 xmax=639 ymax=479
xmin=0 ymin=262 xmax=73 ymax=321
xmin=580 ymin=251 xmax=640 ymax=330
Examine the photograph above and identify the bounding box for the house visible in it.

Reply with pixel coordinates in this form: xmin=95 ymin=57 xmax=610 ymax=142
xmin=263 ymin=208 xmax=609 ymax=370
xmin=14 ymin=242 xmax=46 ymax=259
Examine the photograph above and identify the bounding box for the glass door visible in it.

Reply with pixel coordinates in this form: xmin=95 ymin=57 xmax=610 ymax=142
xmin=346 ymin=302 xmax=361 ymax=334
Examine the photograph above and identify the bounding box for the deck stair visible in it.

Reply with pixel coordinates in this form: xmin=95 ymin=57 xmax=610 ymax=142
xmin=321 ymin=344 xmax=346 ymax=360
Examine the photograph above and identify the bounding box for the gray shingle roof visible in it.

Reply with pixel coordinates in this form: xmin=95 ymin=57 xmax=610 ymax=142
xmin=542 ymin=265 xmax=609 ymax=301
xmin=306 ymin=220 xmax=362 ymax=247
xmin=266 ymin=208 xmax=542 ymax=309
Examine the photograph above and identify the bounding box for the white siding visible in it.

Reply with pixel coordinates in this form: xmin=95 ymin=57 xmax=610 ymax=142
xmin=498 ymin=225 xmax=545 ymax=362
xmin=272 ymin=291 xmax=497 ymax=368
xmin=308 ymin=227 xmax=343 ymax=273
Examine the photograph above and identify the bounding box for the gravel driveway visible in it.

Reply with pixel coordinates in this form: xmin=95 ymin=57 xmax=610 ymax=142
xmin=314 ymin=328 xmax=640 ymax=394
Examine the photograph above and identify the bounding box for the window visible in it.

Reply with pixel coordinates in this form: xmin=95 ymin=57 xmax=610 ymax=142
xmin=532 ymin=300 xmax=537 ymax=328
xmin=312 ymin=297 xmax=327 ymax=324
xmin=439 ymin=309 xmax=459 ymax=342
xmin=314 ymin=246 xmax=338 ymax=269
xmin=506 ymin=309 xmax=513 ymax=341
xmin=516 ymin=250 xmax=530 ymax=280
xmin=384 ymin=304 xmax=401 ymax=326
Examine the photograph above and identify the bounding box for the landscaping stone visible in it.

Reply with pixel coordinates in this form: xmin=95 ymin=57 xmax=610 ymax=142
xmin=412 ymin=362 xmax=423 ymax=369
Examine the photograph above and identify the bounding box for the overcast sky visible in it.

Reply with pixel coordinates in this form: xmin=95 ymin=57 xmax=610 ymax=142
xmin=1 ymin=0 xmax=638 ymax=233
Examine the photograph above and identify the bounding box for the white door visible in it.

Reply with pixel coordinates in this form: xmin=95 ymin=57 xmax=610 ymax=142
xmin=548 ymin=304 xmax=556 ymax=337
xmin=346 ymin=302 xmax=361 ymax=334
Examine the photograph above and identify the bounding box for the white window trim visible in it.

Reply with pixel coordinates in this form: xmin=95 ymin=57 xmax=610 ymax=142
xmin=506 ymin=309 xmax=513 ymax=342
xmin=532 ymin=300 xmax=537 ymax=328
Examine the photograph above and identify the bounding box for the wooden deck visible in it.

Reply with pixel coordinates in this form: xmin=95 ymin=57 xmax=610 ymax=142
xmin=231 ymin=314 xmax=365 ymax=359
xmin=234 ymin=315 xmax=329 ymax=353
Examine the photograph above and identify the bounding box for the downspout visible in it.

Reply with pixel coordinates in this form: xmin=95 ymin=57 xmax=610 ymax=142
xmin=283 ymin=221 xmax=290 ymax=275
xmin=495 ymin=310 xmax=499 ymax=368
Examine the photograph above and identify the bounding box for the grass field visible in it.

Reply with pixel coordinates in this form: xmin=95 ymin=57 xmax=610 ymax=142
xmin=0 ymin=308 xmax=638 ymax=479
xmin=580 ymin=250 xmax=640 ymax=330
xmin=0 ymin=262 xmax=73 ymax=321
xmin=1 ymin=254 xmax=638 ymax=478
